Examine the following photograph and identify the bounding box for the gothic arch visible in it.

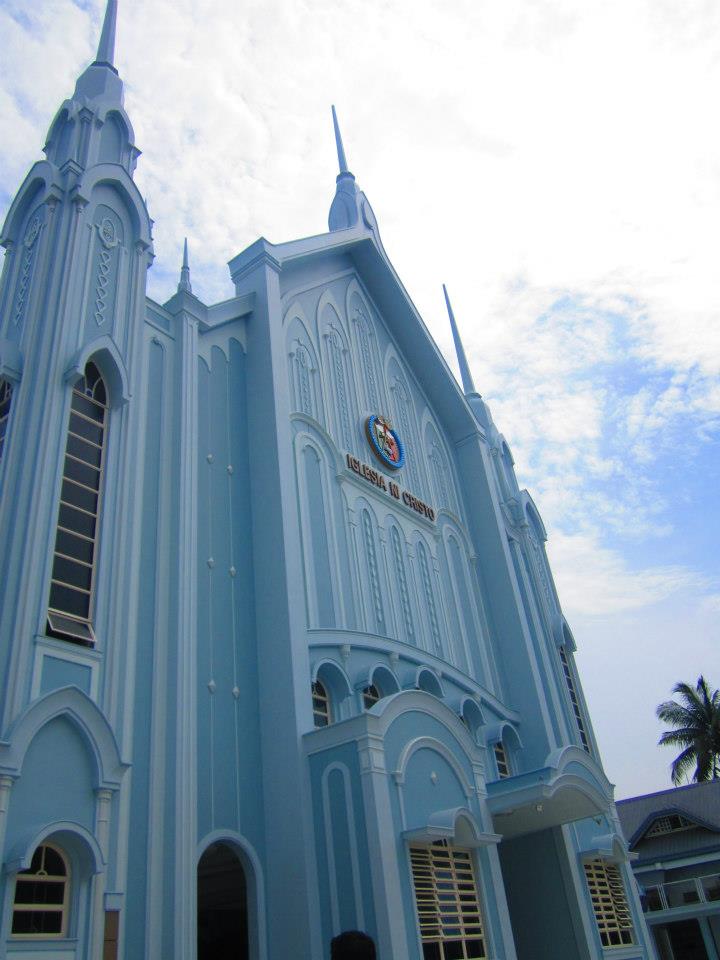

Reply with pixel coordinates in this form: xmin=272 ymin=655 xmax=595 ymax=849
xmin=64 ymin=334 xmax=130 ymax=405
xmin=286 ymin=307 xmax=323 ymax=423
xmin=0 ymin=686 xmax=127 ymax=789
xmin=0 ymin=163 xmax=57 ymax=246
xmin=76 ymin=165 xmax=152 ymax=249
xmin=318 ymin=292 xmax=357 ymax=453
xmin=5 ymin=821 xmax=104 ymax=876
xmin=346 ymin=280 xmax=386 ymax=415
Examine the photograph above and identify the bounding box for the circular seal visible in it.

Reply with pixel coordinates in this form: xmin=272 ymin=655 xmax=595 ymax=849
xmin=365 ymin=415 xmax=405 ymax=470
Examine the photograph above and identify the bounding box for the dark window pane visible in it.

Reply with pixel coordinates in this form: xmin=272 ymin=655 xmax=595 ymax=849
xmin=12 ymin=909 xmax=63 ymax=935
xmin=422 ymin=944 xmax=441 ymax=960
xmin=67 ymin=433 xmax=102 ymax=469
xmin=69 ymin=411 xmax=104 ymax=447
xmin=61 ymin=478 xmax=98 ymax=516
xmin=15 ymin=880 xmax=65 ymax=905
xmin=64 ymin=455 xmax=100 ymax=491
xmin=52 ymin=555 xmax=92 ymax=591
xmin=59 ymin=503 xmax=96 ymax=539
xmin=50 ymin=582 xmax=90 ymax=618
xmin=72 ymin=392 xmax=105 ymax=423
xmin=56 ymin=527 xmax=94 ymax=565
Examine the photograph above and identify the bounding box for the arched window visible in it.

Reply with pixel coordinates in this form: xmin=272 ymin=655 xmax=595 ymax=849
xmin=12 ymin=844 xmax=69 ymax=938
xmin=362 ymin=684 xmax=380 ymax=709
xmin=47 ymin=362 xmax=108 ymax=645
xmin=0 ymin=379 xmax=13 ymax=465
xmin=312 ymin=680 xmax=331 ymax=727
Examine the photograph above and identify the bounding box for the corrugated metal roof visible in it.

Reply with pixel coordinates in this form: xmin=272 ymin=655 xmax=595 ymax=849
xmin=616 ymin=781 xmax=720 ymax=855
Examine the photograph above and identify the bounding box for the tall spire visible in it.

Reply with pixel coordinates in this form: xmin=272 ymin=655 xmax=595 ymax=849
xmin=331 ymin=105 xmax=350 ymax=175
xmin=178 ymin=238 xmax=192 ymax=293
xmin=443 ymin=285 xmax=477 ymax=395
xmin=95 ymin=0 xmax=118 ymax=68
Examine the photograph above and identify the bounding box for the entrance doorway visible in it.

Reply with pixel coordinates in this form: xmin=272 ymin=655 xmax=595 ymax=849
xmin=197 ymin=842 xmax=248 ymax=960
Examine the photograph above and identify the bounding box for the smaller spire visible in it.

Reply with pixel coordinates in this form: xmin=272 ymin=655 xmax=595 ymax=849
xmin=95 ymin=0 xmax=118 ymax=68
xmin=443 ymin=285 xmax=476 ymax=394
xmin=178 ymin=238 xmax=192 ymax=294
xmin=331 ymin=105 xmax=351 ymax=176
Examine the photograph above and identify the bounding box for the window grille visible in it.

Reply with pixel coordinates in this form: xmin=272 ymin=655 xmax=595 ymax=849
xmin=559 ymin=646 xmax=591 ymax=752
xmin=47 ymin=363 xmax=107 ymax=645
xmin=493 ymin=742 xmax=510 ymax=779
xmin=12 ymin=844 xmax=69 ymax=938
xmin=312 ymin=681 xmax=331 ymax=727
xmin=583 ymin=859 xmax=634 ymax=948
xmin=645 ymin=814 xmax=693 ymax=838
xmin=410 ymin=842 xmax=487 ymax=960
xmin=363 ymin=684 xmax=380 ymax=709
xmin=0 ymin=379 xmax=12 ymax=464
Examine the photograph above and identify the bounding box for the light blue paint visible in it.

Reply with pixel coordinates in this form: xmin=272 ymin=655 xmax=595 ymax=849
xmin=0 ymin=5 xmax=658 ymax=959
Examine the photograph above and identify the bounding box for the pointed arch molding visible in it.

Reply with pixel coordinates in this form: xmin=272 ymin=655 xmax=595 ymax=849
xmin=394 ymin=735 xmax=475 ymax=799
xmin=73 ymin=164 xmax=152 ymax=251
xmin=64 ymin=334 xmax=131 ymax=405
xmin=0 ymin=686 xmax=127 ymax=790
xmin=0 ymin=162 xmax=61 ymax=246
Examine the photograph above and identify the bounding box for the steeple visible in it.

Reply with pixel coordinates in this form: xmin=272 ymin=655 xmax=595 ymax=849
xmin=95 ymin=0 xmax=119 ymax=69
xmin=332 ymin=105 xmax=351 ymax=176
xmin=73 ymin=0 xmax=123 ymax=103
xmin=443 ymin=285 xmax=476 ymax=394
xmin=178 ymin=238 xmax=192 ymax=293
xmin=328 ymin=106 xmax=381 ymax=241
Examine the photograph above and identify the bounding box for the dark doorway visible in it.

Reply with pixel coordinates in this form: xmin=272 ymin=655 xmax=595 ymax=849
xmin=198 ymin=842 xmax=249 ymax=960
xmin=667 ymin=919 xmax=709 ymax=960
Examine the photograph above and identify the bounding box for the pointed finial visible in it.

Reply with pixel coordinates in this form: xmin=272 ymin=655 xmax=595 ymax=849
xmin=95 ymin=0 xmax=118 ymax=67
xmin=443 ymin=285 xmax=477 ymax=394
xmin=331 ymin=105 xmax=350 ymax=176
xmin=178 ymin=238 xmax=192 ymax=293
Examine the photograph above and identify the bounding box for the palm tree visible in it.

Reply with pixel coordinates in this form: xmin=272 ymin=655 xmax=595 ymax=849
xmin=656 ymin=676 xmax=720 ymax=785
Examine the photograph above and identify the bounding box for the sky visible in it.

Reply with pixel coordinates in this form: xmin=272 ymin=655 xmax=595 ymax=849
xmin=0 ymin=0 xmax=718 ymax=800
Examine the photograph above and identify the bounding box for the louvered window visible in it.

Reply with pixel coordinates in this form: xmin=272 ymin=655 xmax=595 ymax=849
xmin=0 ymin=379 xmax=12 ymax=465
xmin=410 ymin=842 xmax=487 ymax=959
xmin=12 ymin=844 xmax=69 ymax=938
xmin=493 ymin=742 xmax=510 ymax=779
xmin=583 ymin=859 xmax=634 ymax=948
xmin=47 ymin=363 xmax=107 ymax=645
xmin=559 ymin=646 xmax=591 ymax=752
xmin=312 ymin=680 xmax=331 ymax=727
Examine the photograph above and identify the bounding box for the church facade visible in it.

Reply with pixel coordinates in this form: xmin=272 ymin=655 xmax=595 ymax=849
xmin=0 ymin=4 xmax=656 ymax=959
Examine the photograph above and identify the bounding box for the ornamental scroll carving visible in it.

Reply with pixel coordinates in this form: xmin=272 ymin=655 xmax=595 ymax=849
xmin=12 ymin=214 xmax=43 ymax=328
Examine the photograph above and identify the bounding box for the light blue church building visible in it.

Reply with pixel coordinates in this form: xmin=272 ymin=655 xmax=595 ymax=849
xmin=0 ymin=4 xmax=657 ymax=959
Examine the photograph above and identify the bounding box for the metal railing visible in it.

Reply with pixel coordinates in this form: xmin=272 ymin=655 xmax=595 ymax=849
xmin=643 ymin=874 xmax=720 ymax=912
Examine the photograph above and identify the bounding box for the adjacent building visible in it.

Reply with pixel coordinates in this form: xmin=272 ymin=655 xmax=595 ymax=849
xmin=618 ymin=781 xmax=720 ymax=960
xmin=0 ymin=2 xmax=658 ymax=958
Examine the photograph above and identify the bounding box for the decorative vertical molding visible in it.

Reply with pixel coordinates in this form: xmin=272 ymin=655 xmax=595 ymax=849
xmin=362 ymin=510 xmax=384 ymax=630
xmin=417 ymin=541 xmax=441 ymax=655
xmin=175 ymin=312 xmax=199 ymax=960
xmin=327 ymin=329 xmax=352 ymax=450
xmin=0 ymin=774 xmax=15 ymax=861
xmin=390 ymin=526 xmax=414 ymax=642
xmin=89 ymin=788 xmax=113 ymax=960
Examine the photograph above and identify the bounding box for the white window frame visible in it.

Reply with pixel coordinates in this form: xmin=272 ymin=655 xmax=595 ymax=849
xmin=47 ymin=363 xmax=108 ymax=645
xmin=11 ymin=843 xmax=70 ymax=940
xmin=312 ymin=680 xmax=331 ymax=727
xmin=410 ymin=840 xmax=488 ymax=959
xmin=583 ymin=858 xmax=634 ymax=949
xmin=493 ymin=741 xmax=510 ymax=779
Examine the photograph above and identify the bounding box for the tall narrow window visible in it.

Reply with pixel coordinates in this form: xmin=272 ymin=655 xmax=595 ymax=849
xmin=12 ymin=844 xmax=69 ymax=938
xmin=0 ymin=379 xmax=13 ymax=465
xmin=559 ymin=646 xmax=591 ymax=753
xmin=583 ymin=859 xmax=634 ymax=948
xmin=493 ymin=741 xmax=510 ymax=779
xmin=312 ymin=681 xmax=331 ymax=727
xmin=47 ymin=362 xmax=107 ymax=645
xmin=410 ymin=842 xmax=487 ymax=959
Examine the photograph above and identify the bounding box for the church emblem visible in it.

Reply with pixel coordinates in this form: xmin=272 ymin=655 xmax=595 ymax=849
xmin=365 ymin=415 xmax=404 ymax=470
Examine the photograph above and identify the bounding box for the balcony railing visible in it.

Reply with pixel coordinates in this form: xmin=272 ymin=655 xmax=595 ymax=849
xmin=643 ymin=874 xmax=720 ymax=912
